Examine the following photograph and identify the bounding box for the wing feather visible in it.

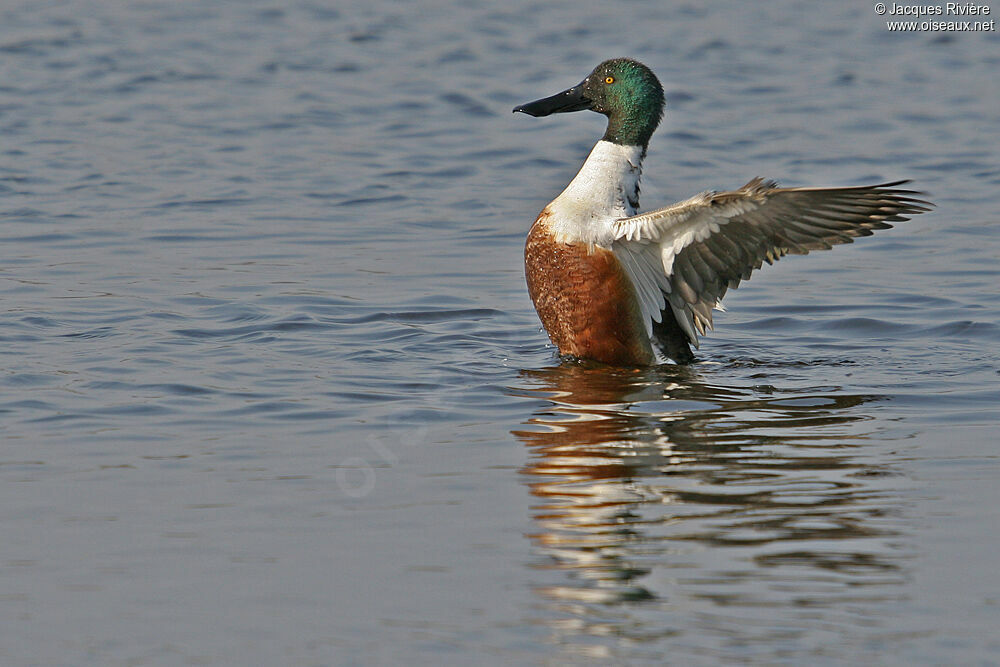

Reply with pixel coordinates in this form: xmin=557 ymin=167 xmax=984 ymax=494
xmin=613 ymin=240 xmax=667 ymax=337
xmin=611 ymin=179 xmax=932 ymax=346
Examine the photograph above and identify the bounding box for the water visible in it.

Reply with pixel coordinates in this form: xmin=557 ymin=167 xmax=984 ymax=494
xmin=1 ymin=0 xmax=998 ymax=664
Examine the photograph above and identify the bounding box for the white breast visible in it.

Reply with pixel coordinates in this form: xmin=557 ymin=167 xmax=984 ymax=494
xmin=544 ymin=141 xmax=644 ymax=247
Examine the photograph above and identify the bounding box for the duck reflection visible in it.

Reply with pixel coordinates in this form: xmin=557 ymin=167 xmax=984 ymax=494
xmin=512 ymin=362 xmax=907 ymax=656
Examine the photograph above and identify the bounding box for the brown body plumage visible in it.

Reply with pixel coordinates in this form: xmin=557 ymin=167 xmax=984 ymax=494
xmin=525 ymin=211 xmax=653 ymax=365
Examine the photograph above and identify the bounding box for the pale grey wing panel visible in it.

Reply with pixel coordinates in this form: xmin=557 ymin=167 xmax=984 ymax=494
xmin=612 ymin=240 xmax=670 ymax=337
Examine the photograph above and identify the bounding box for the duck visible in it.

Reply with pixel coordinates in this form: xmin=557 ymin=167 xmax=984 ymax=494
xmin=513 ymin=58 xmax=932 ymax=366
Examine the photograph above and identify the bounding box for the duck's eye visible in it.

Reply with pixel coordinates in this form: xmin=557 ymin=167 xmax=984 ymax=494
xmin=604 ymin=76 xmax=615 ymax=84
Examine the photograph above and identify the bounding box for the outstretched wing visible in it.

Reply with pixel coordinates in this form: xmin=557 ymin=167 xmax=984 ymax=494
xmin=611 ymin=178 xmax=932 ymax=346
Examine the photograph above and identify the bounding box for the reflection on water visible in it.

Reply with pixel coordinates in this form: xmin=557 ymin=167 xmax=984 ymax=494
xmin=512 ymin=363 xmax=912 ymax=661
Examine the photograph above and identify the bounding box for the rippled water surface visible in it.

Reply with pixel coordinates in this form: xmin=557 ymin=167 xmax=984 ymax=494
xmin=2 ymin=0 xmax=998 ymax=664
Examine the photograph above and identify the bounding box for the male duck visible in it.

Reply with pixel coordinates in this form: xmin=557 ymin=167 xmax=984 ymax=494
xmin=514 ymin=58 xmax=932 ymax=365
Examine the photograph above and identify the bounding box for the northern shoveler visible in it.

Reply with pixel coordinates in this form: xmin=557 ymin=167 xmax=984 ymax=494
xmin=514 ymin=58 xmax=932 ymax=366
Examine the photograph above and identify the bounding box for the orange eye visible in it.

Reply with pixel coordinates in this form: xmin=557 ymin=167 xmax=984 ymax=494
xmin=604 ymin=76 xmax=615 ymax=84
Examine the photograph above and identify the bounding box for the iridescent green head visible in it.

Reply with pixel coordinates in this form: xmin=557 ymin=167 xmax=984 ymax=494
xmin=514 ymin=58 xmax=665 ymax=148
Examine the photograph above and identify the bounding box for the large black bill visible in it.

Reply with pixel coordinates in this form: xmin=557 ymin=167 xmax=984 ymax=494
xmin=512 ymin=81 xmax=591 ymax=117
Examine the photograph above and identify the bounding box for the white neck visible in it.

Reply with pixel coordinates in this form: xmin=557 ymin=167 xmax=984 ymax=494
xmin=544 ymin=140 xmax=644 ymax=246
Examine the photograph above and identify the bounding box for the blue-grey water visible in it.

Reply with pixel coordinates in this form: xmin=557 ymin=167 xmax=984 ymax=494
xmin=2 ymin=0 xmax=998 ymax=665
